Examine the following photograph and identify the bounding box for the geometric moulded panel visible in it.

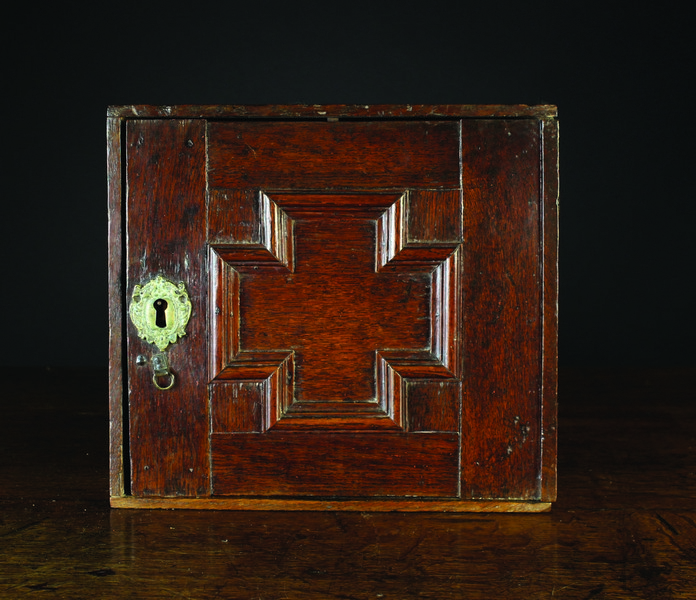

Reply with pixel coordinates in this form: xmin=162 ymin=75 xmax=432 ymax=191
xmin=209 ymin=192 xmax=461 ymax=432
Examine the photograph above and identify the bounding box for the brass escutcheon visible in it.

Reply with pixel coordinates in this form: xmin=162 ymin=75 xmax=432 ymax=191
xmin=129 ymin=276 xmax=192 ymax=351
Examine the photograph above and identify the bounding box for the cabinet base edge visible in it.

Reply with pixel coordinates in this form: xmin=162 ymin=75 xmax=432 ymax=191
xmin=110 ymin=497 xmax=552 ymax=512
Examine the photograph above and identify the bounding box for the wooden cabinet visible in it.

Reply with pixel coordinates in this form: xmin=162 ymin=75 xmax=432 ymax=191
xmin=107 ymin=104 xmax=558 ymax=511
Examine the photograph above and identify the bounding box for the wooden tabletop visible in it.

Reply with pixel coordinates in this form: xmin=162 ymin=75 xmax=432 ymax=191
xmin=1 ymin=366 xmax=694 ymax=598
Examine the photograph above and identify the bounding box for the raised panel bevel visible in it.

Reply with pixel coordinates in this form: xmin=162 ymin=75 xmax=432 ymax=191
xmin=209 ymin=192 xmax=293 ymax=269
xmin=377 ymin=191 xmax=461 ymax=273
xmin=208 ymin=192 xmax=462 ymax=432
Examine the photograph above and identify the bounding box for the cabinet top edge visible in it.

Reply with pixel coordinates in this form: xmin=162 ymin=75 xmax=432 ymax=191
xmin=107 ymin=104 xmax=558 ymax=119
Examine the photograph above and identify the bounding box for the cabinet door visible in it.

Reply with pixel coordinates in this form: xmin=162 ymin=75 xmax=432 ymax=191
xmin=118 ymin=116 xmax=555 ymax=506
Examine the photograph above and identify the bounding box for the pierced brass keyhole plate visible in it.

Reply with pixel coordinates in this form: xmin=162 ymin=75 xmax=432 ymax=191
xmin=129 ymin=276 xmax=192 ymax=351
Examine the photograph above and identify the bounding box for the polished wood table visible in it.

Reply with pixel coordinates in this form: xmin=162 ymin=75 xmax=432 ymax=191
xmin=1 ymin=367 xmax=694 ymax=598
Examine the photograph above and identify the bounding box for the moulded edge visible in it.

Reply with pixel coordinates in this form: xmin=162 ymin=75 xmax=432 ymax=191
xmin=110 ymin=496 xmax=552 ymax=512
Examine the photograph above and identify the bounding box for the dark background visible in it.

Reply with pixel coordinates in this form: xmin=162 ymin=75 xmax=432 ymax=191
xmin=2 ymin=3 xmax=693 ymax=368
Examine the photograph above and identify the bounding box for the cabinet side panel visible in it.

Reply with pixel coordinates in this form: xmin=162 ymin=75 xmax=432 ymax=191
xmin=461 ymin=120 xmax=543 ymax=500
xmin=107 ymin=117 xmax=124 ymax=497
xmin=126 ymin=119 xmax=209 ymax=497
xmin=540 ymin=119 xmax=559 ymax=501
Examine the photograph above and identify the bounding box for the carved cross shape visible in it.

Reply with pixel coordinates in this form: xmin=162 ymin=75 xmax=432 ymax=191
xmin=241 ymin=216 xmax=429 ymax=402
xmin=211 ymin=193 xmax=460 ymax=430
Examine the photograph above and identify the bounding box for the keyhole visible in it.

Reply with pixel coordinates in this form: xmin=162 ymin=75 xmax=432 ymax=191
xmin=154 ymin=299 xmax=168 ymax=328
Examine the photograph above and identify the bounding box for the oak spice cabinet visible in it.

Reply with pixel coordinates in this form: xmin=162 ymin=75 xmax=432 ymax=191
xmin=108 ymin=104 xmax=558 ymax=511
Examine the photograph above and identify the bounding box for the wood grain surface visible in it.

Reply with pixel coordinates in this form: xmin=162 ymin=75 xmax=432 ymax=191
xmin=460 ymin=119 xmax=543 ymax=500
xmin=125 ymin=119 xmax=210 ymax=497
xmin=108 ymin=103 xmax=558 ymax=118
xmin=208 ymin=121 xmax=461 ymax=190
xmin=109 ymin=108 xmax=557 ymax=507
xmin=1 ymin=367 xmax=694 ymax=598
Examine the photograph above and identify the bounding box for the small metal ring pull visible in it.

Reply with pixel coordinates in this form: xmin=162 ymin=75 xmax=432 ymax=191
xmin=153 ymin=371 xmax=175 ymax=391
xmin=151 ymin=352 xmax=175 ymax=391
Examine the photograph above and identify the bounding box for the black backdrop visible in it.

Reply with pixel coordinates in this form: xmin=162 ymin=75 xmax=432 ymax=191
xmin=3 ymin=3 xmax=693 ymax=367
